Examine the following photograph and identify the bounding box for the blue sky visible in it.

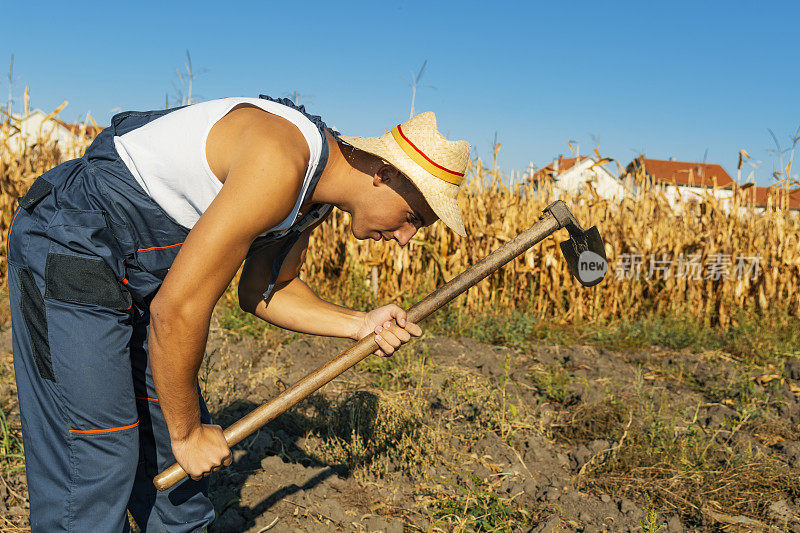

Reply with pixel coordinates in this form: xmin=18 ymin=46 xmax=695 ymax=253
xmin=2 ymin=1 xmax=798 ymax=186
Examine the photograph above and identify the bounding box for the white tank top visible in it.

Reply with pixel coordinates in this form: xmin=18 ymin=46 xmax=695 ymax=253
xmin=113 ymin=97 xmax=324 ymax=230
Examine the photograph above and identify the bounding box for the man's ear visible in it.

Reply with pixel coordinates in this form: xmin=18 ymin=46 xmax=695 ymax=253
xmin=373 ymin=163 xmax=400 ymax=187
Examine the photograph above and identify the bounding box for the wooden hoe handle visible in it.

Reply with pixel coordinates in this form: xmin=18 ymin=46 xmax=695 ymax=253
xmin=154 ymin=209 xmax=561 ymax=491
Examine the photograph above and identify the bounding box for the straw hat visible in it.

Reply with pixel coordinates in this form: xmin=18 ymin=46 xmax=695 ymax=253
xmin=339 ymin=112 xmax=470 ymax=237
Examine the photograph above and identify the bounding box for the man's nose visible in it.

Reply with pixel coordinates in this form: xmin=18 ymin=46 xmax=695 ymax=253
xmin=394 ymin=226 xmax=417 ymax=246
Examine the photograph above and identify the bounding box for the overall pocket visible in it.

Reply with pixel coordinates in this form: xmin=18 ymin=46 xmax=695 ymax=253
xmin=44 ymin=209 xmax=131 ymax=311
xmin=133 ymin=241 xmax=184 ymax=280
xmin=44 ymin=253 xmax=131 ymax=311
xmin=45 ymin=209 xmax=127 ymax=275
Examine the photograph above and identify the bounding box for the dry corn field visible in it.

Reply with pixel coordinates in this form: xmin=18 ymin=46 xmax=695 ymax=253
xmin=308 ymin=170 xmax=800 ymax=328
xmin=3 ymin=99 xmax=797 ymax=328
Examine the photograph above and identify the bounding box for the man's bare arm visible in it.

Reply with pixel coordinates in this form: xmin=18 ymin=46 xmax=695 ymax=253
xmin=239 ymin=228 xmax=365 ymax=339
xmin=258 ymin=277 xmax=366 ymax=338
xmin=148 ymin=116 xmax=307 ymax=479
xmin=239 ymin=226 xmax=422 ymax=356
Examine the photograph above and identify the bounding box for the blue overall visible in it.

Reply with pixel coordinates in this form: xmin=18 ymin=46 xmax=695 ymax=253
xmin=6 ymin=95 xmax=334 ymax=532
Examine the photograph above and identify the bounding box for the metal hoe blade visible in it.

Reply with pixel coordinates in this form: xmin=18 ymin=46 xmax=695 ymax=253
xmin=543 ymin=201 xmax=608 ymax=287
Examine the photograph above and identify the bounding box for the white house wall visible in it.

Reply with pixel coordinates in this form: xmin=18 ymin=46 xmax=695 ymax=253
xmin=553 ymin=159 xmax=628 ymax=201
xmin=9 ymin=111 xmax=84 ymax=155
xmin=656 ymin=184 xmax=735 ymax=213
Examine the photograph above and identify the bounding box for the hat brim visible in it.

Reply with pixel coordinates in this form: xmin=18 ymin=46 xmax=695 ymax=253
xmin=339 ymin=133 xmax=467 ymax=237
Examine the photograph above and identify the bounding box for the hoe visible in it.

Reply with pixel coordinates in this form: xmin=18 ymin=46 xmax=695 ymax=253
xmin=155 ymin=199 xmax=606 ymax=490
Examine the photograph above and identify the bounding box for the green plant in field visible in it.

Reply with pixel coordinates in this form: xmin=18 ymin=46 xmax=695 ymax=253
xmin=721 ymin=310 xmax=800 ymax=364
xmin=421 ymin=308 xmax=687 ymax=355
xmin=427 ymin=475 xmax=534 ymax=532
xmin=0 ymin=406 xmax=24 ymax=472
xmin=436 ymin=309 xmax=800 ymax=368
xmin=340 ymin=261 xmax=378 ymax=311
xmin=199 ymin=347 xmax=218 ymax=399
xmin=467 ymin=311 xmax=539 ymax=348
xmin=215 ymin=290 xmax=266 ymax=340
xmin=530 ymin=365 xmax=571 ymax=404
xmin=578 ymin=311 xmax=714 ymax=352
xmin=640 ymin=507 xmax=663 ymax=533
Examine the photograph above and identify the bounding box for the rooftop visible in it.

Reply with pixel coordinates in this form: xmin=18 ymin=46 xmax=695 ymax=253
xmin=527 ymin=155 xmax=591 ymax=181
xmin=626 ymin=157 xmax=735 ymax=188
xmin=735 ymin=184 xmax=800 ymax=210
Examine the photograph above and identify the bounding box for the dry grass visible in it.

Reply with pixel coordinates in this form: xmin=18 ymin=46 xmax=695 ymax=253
xmin=573 ymin=409 xmax=800 ymax=526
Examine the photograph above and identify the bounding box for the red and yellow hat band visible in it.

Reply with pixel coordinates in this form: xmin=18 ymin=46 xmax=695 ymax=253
xmin=390 ymin=125 xmax=464 ymax=186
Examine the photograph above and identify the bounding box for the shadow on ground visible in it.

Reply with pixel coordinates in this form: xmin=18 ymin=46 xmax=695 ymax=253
xmin=207 ymin=392 xmax=399 ymax=532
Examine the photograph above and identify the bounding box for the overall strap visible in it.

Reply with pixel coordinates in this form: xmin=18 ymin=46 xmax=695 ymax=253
xmin=249 ymin=94 xmax=339 ymax=302
xmin=254 ymin=203 xmax=333 ymax=302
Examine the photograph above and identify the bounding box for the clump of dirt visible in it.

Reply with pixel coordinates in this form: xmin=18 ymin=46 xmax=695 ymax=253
xmin=1 ymin=321 xmax=800 ymax=532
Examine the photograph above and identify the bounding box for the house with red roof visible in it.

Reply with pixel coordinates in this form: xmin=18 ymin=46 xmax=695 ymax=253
xmin=625 ymin=156 xmax=799 ymax=213
xmin=626 ymin=157 xmax=736 ymax=188
xmin=526 ymin=155 xmax=629 ymax=201
xmin=53 ymin=117 xmax=103 ymax=138
xmin=734 ymin=183 xmax=800 ymax=213
xmin=624 ymin=156 xmax=737 ymax=212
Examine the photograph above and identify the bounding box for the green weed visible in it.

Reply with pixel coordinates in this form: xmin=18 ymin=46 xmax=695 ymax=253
xmin=417 ymin=307 xmax=800 ymax=367
xmin=530 ymin=365 xmax=571 ymax=404
xmin=427 ymin=475 xmax=534 ymax=532
xmin=215 ymin=294 xmax=268 ymax=340
xmin=640 ymin=507 xmax=663 ymax=533
xmin=0 ymin=405 xmax=24 ymax=472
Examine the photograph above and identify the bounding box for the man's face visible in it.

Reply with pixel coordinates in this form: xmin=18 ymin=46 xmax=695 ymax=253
xmin=351 ymin=166 xmax=438 ymax=246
